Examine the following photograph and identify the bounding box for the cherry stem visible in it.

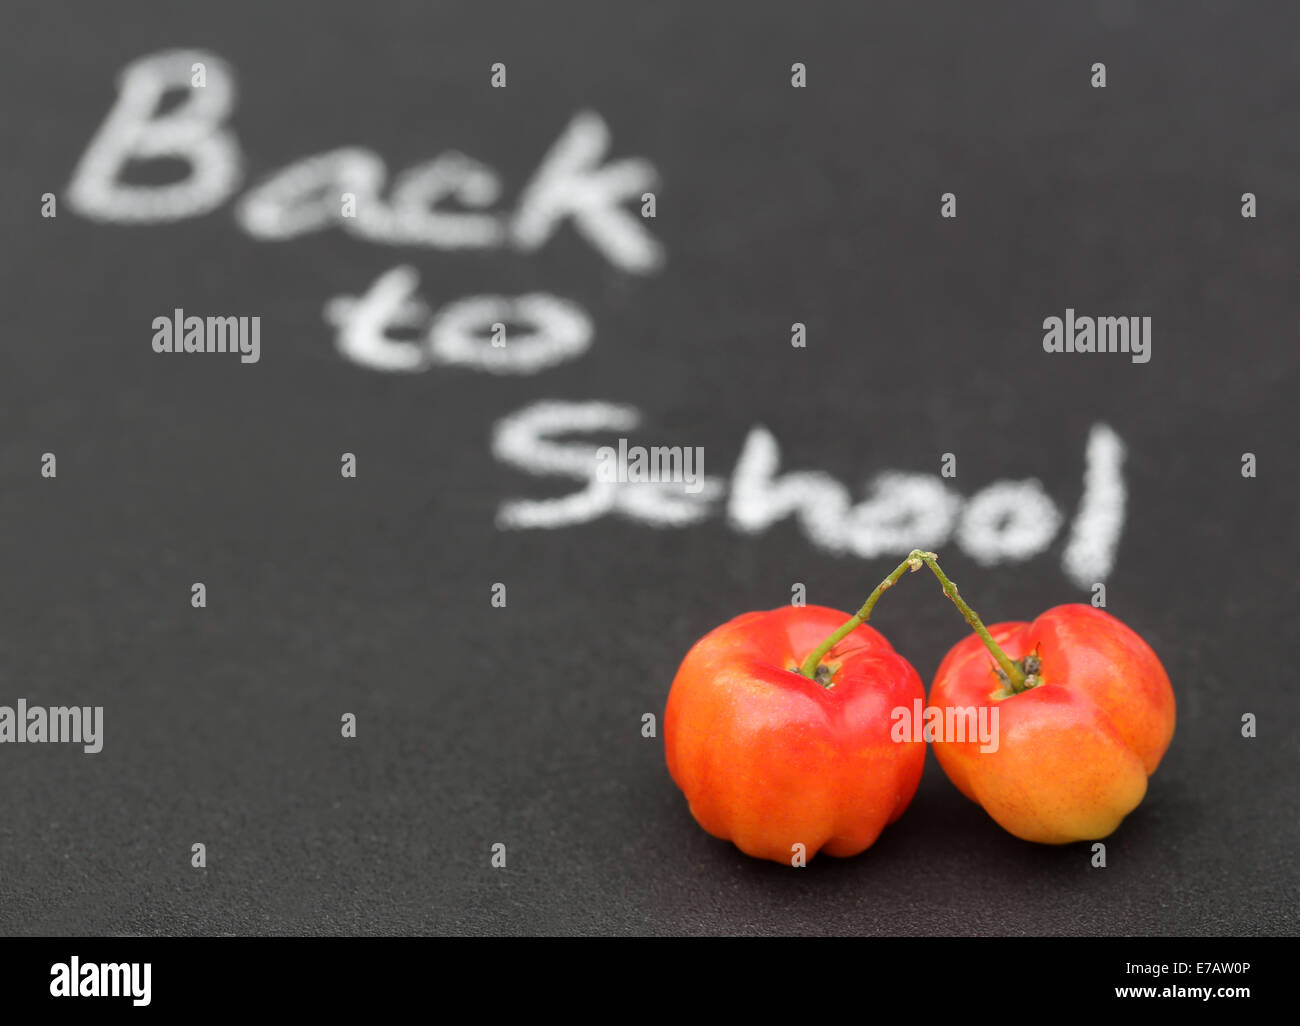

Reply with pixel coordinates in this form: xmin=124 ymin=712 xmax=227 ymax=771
xmin=797 ymin=549 xmax=1028 ymax=693
xmin=914 ymin=552 xmax=1027 ymax=692
xmin=797 ymin=551 xmax=929 ymax=680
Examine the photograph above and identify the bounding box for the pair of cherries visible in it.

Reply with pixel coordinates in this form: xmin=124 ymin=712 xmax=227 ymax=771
xmin=663 ymin=551 xmax=1175 ymax=863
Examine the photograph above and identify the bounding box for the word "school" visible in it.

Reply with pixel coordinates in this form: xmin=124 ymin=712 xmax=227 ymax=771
xmin=493 ymin=401 xmax=1128 ymax=588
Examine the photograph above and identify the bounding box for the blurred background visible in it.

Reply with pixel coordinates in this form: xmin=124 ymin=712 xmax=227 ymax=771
xmin=0 ymin=0 xmax=1295 ymax=935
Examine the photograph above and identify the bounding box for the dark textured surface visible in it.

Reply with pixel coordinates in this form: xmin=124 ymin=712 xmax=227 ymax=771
xmin=0 ymin=1 xmax=1296 ymax=936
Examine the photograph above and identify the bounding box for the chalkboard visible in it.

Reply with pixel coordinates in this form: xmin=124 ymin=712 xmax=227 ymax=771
xmin=1 ymin=0 xmax=1296 ymax=936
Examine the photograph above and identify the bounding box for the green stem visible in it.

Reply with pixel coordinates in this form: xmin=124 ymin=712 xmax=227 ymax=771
xmin=915 ymin=553 xmax=1027 ymax=692
xmin=797 ymin=549 xmax=1029 ymax=694
xmin=797 ymin=550 xmax=929 ymax=680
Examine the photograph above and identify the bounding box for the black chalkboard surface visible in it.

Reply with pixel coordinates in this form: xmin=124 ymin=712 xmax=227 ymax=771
xmin=0 ymin=0 xmax=1296 ymax=937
